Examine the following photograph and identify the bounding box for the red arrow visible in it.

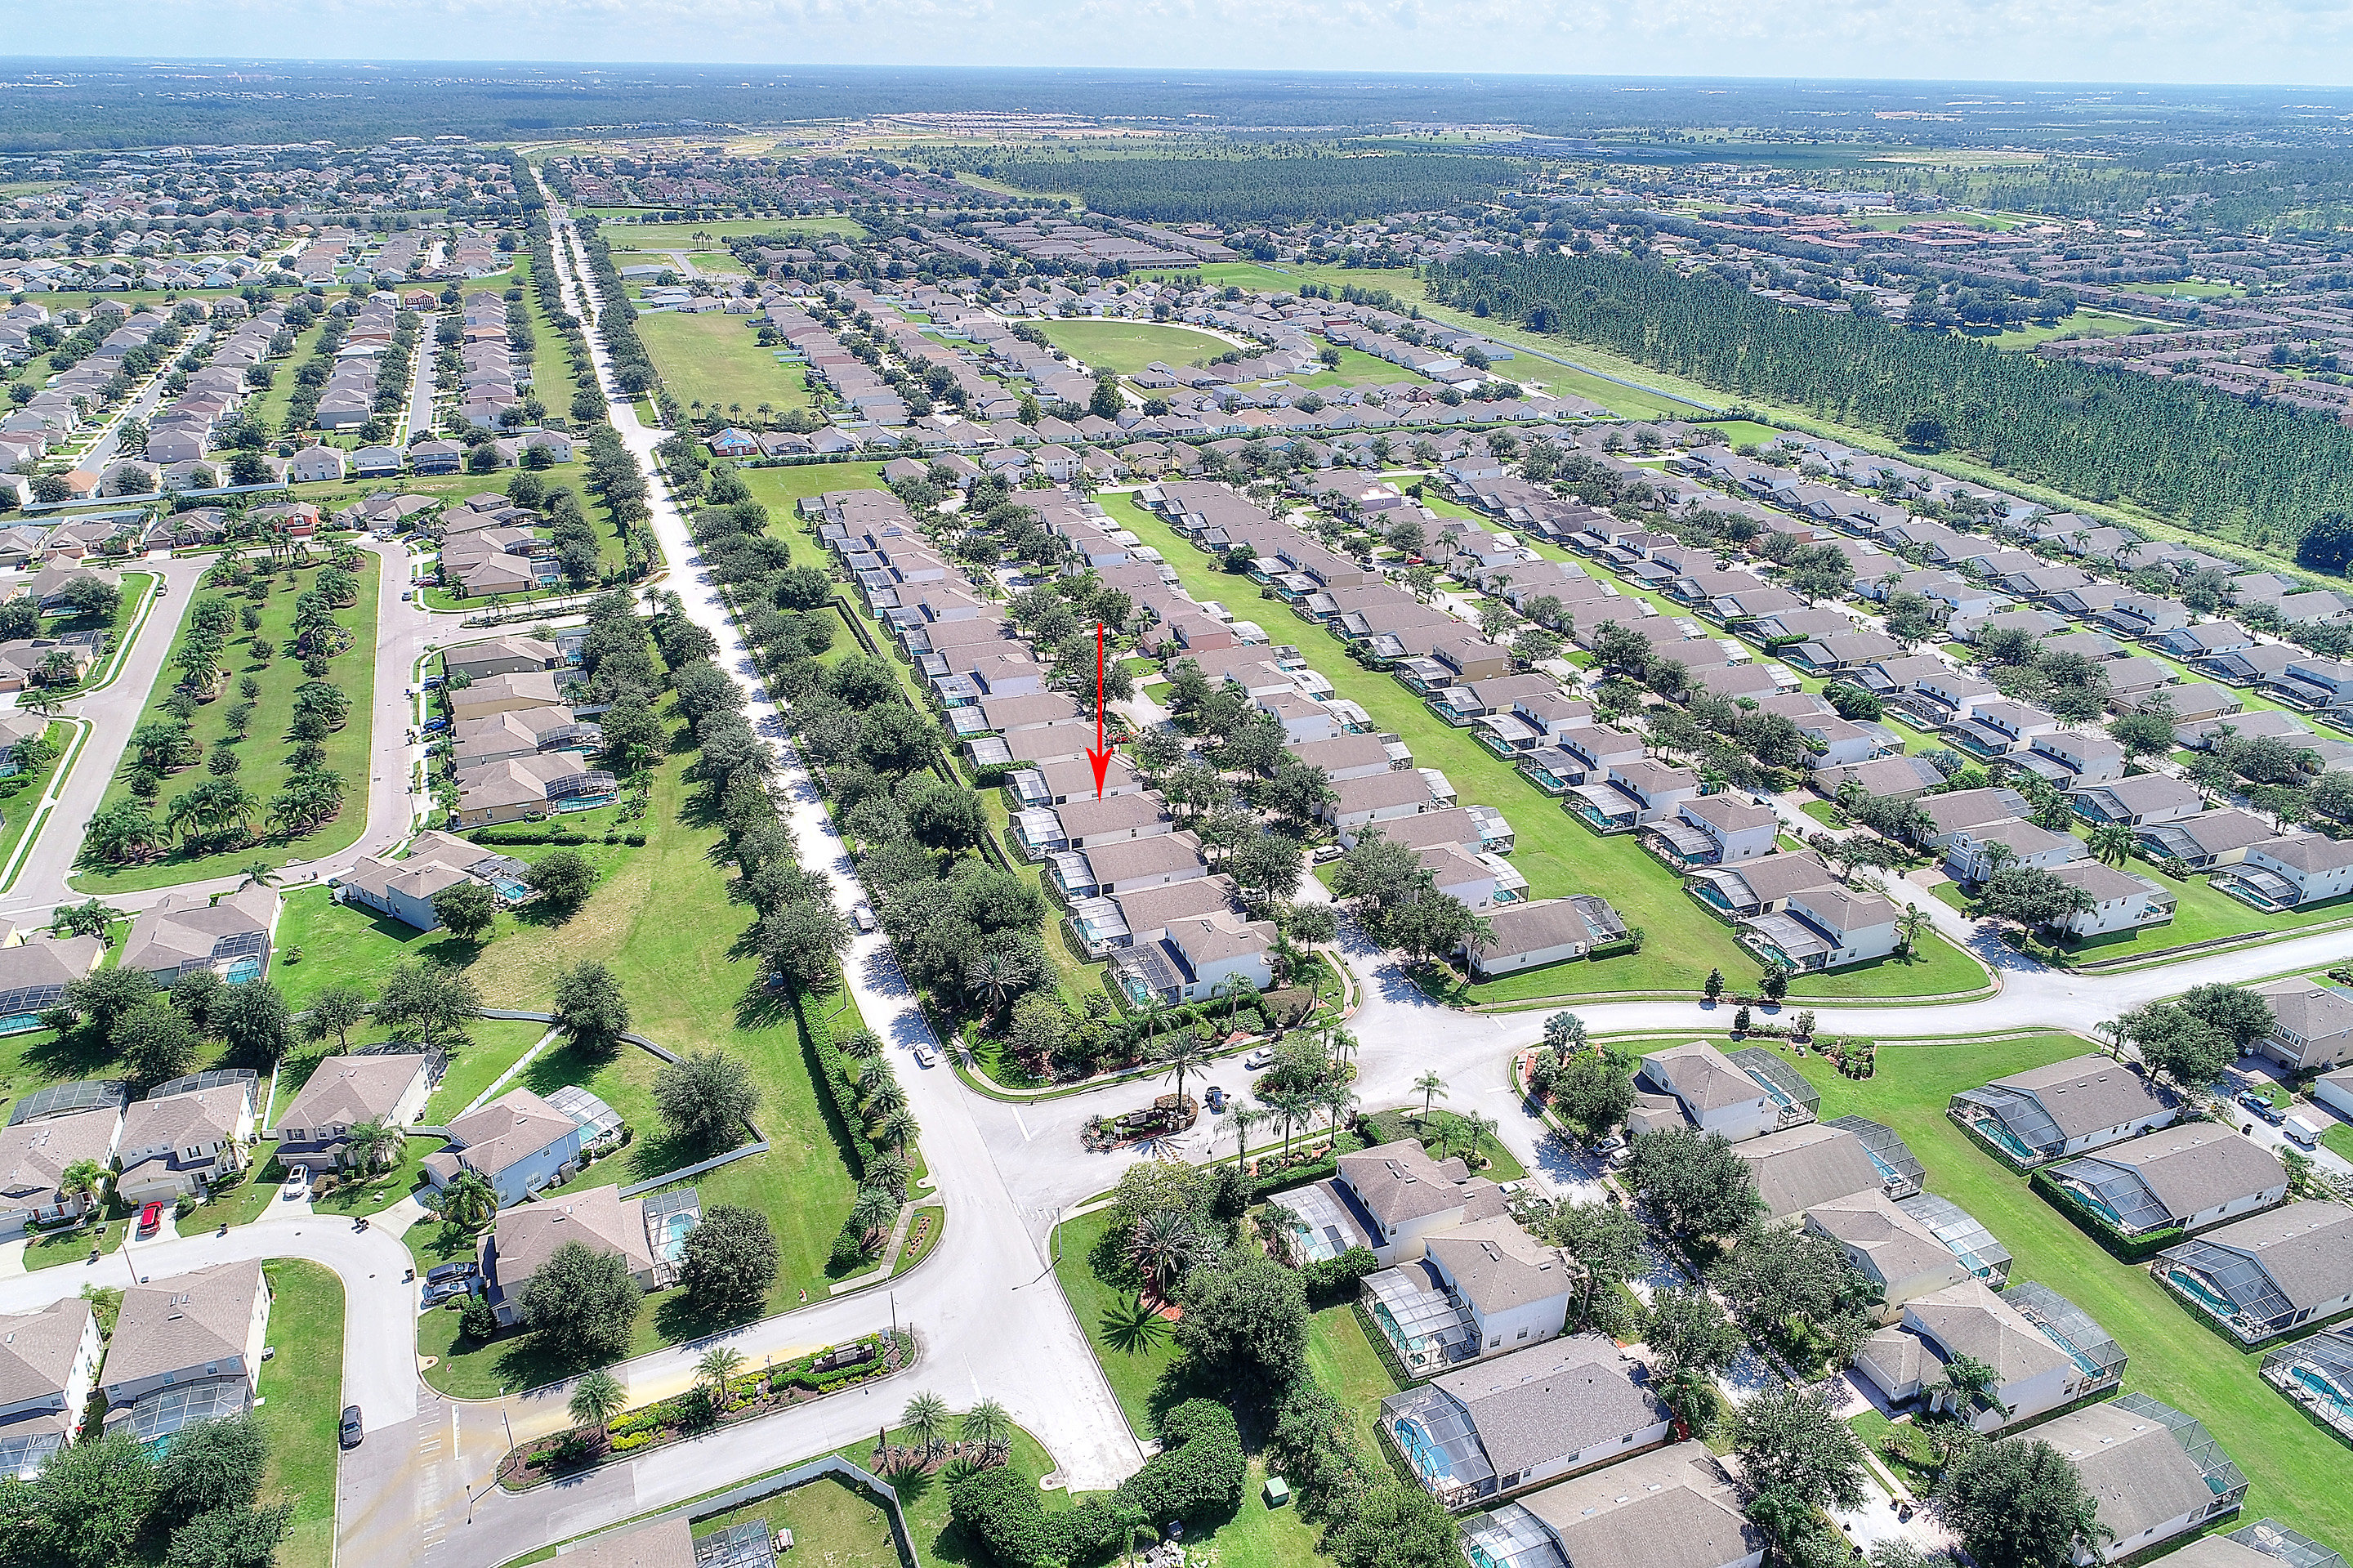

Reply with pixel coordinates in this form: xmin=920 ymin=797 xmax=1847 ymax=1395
xmin=1087 ymin=619 xmax=1114 ymax=798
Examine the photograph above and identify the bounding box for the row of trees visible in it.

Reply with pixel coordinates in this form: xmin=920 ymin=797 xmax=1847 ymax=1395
xmin=0 ymin=1409 xmax=293 ymax=1568
xmin=1427 ymin=248 xmax=2353 ymax=552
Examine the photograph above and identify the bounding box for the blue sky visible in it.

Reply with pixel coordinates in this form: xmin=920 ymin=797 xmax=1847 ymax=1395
xmin=8 ymin=0 xmax=2353 ymax=87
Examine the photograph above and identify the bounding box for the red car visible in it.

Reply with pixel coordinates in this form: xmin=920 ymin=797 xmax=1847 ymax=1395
xmin=137 ymin=1202 xmax=163 ymax=1238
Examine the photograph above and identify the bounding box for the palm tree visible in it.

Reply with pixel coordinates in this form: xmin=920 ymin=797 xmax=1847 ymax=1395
xmin=1978 ymin=840 xmax=2020 ymax=882
xmin=440 ymin=1168 xmax=498 ymax=1231
xmin=837 ymin=1028 xmax=885 ymax=1061
xmin=344 ymin=1120 xmax=403 ymax=1176
xmin=1894 ymin=905 xmax=1930 ymax=958
xmin=2089 ymin=823 xmax=2135 ymax=868
xmin=1154 ymin=1030 xmax=1211 ymax=1111
xmin=1463 ymin=1111 xmax=1499 ymax=1171
xmin=874 ymin=1109 xmax=919 ymax=1150
xmin=962 ymin=952 xmax=1020 ymax=1015
xmin=1224 ymin=1103 xmax=1265 ymax=1168
xmin=851 ymin=1186 xmax=899 ymax=1242
xmin=1319 ymin=1081 xmax=1360 ymax=1145
xmin=1657 ymin=1363 xmax=1724 ymax=1442
xmin=1261 ymin=1088 xmax=1310 ymax=1160
xmin=1101 ymin=1293 xmax=1172 ymax=1355
xmin=959 ymin=1398 xmax=1011 ymax=1465
xmin=568 ymin=1369 xmax=627 ymax=1447
xmin=902 ymin=1392 xmax=952 ymax=1463
xmin=864 ymin=1078 xmax=909 ymax=1119
xmin=236 ymin=860 xmax=282 ymax=891
xmin=58 ymin=1159 xmax=105 ymax=1216
xmin=1129 ymin=1208 xmax=1200 ymax=1298
xmin=1413 ymin=1070 xmax=1449 ymax=1124
xmin=696 ymin=1346 xmax=745 ymax=1404
xmin=1930 ymin=1353 xmax=2006 ymax=1420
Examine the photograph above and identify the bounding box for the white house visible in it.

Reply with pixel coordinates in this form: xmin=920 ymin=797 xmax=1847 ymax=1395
xmin=1637 ymin=1042 xmax=1779 ymax=1144
xmin=0 ymin=1298 xmax=102 ymax=1478
xmin=113 ymin=1074 xmax=257 ymax=1205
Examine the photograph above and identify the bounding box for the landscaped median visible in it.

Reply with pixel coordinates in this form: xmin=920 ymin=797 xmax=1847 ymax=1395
xmin=497 ymin=1330 xmax=912 ymax=1490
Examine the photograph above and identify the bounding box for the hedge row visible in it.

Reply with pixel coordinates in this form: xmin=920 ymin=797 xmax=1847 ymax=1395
xmin=2027 ymin=1168 xmax=2186 ymax=1262
xmin=466 ymin=826 xmax=647 ymax=847
xmin=798 ymin=993 xmax=877 ymax=1180
xmin=949 ymin=1400 xmax=1245 ymax=1565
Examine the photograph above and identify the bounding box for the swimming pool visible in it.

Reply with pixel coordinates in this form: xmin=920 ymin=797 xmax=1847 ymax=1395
xmin=222 ymin=958 xmax=263 ymax=985
xmin=656 ymin=1209 xmax=695 ymax=1262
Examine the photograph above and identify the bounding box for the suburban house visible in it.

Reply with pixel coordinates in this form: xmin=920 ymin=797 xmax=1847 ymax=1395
xmin=0 ymin=1298 xmax=101 ymax=1479
xmin=444 ymin=636 xmax=561 ymax=681
xmin=1854 ymin=1280 xmax=2125 ymax=1432
xmin=1457 ymin=1441 xmax=1766 ymax=1568
xmin=1292 ymin=1139 xmax=1491 ymax=1266
xmin=113 ymin=1070 xmax=258 ymax=1205
xmin=422 ymin=1088 xmax=584 ymax=1206
xmin=448 ymin=670 xmax=564 ymax=721
xmin=99 ymin=1259 xmax=272 ymax=1445
xmin=1644 ymin=795 xmax=1778 ymax=869
xmin=479 ymin=1184 xmax=663 ymax=1327
xmin=1465 ymin=897 xmax=1622 ymax=977
xmin=336 ymin=830 xmax=534 ymax=931
xmin=1685 ymin=851 xmax=1841 ymax=920
xmin=117 ymin=886 xmax=279 ymax=986
xmin=2135 ymin=810 xmax=2279 ymax=872
xmin=454 ymin=752 xmax=618 ymax=828
xmin=2154 ymin=1200 xmax=2353 ymax=1344
xmin=2250 ymin=979 xmax=2353 ymax=1071
xmin=0 ymin=934 xmax=103 ymax=1025
xmin=2214 ymin=834 xmax=2353 ymax=911
xmin=272 ymin=1052 xmax=436 ymax=1170
xmin=2045 ymin=1129 xmax=2288 ymax=1238
xmin=1635 ymin=1042 xmax=1781 ymax=1144
xmin=1942 ymin=817 xmax=2087 ymax=882
xmin=1378 ymin=1335 xmax=1671 ymax=1509
xmin=1739 ymin=884 xmax=1901 ymax=972
xmin=1110 ymin=911 xmax=1275 ymax=1007
xmin=1949 ymin=1056 xmax=2178 ymax=1169
xmin=1418 ymin=1215 xmax=1576 ymax=1360
xmin=2070 ymin=775 xmax=2207 ymax=829
xmin=1735 ymin=1119 xmax=1920 ymax=1222
xmin=2048 ymin=861 xmax=2180 ymax=940
xmin=2038 ymin=1395 xmax=2248 ymax=1561
xmin=0 ymin=1100 xmax=125 ymax=1238
xmin=1802 ymin=1192 xmax=1976 ymax=1316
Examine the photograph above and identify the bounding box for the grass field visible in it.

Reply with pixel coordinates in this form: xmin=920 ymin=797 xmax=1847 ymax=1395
xmin=636 ymin=310 xmax=815 ymax=418
xmin=345 ymin=735 xmax=861 ymax=1396
xmin=258 ymin=1258 xmax=346 ymax=1568
xmin=1035 ymin=319 xmax=1235 ymax=380
xmin=0 ymin=721 xmax=72 ymax=888
xmin=1100 ymin=493 xmax=1985 ymax=1000
xmin=1699 ymin=419 xmax=1786 ymax=448
xmin=1969 ymin=310 xmax=2158 ymax=351
xmin=586 ymin=217 xmax=868 ymax=248
xmin=73 ymin=555 xmax=382 ymax=893
xmin=2118 ymin=279 xmax=2244 ymax=299
xmin=1742 ymin=1030 xmax=2353 ymax=1550
xmin=698 ymin=1475 xmax=900 ymax=1568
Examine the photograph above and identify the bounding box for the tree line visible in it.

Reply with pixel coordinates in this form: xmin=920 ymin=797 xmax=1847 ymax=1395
xmin=1426 ymin=249 xmax=2353 ymax=554
xmin=972 ymin=153 xmax=1528 ymax=226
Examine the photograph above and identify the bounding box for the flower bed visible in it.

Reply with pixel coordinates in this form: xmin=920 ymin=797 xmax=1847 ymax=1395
xmin=497 ymin=1330 xmax=911 ymax=1489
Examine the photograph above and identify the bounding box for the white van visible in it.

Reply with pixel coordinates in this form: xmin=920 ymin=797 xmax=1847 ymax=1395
xmin=2284 ymin=1115 xmax=2323 ymax=1150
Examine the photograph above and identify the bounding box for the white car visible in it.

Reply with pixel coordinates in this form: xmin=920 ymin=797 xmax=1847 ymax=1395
xmin=913 ymin=1043 xmax=937 ymax=1068
xmin=283 ymin=1167 xmax=310 ymax=1200
xmin=851 ymin=902 xmax=877 ymax=934
xmin=1243 ymin=1048 xmax=1275 ymax=1070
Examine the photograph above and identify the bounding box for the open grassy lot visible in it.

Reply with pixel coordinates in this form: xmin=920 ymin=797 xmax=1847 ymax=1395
xmin=1051 ymin=1206 xmax=1180 ymax=1436
xmin=0 ymin=721 xmax=73 ymax=887
xmin=1284 ymin=342 xmax=1431 ymax=390
xmin=637 ymin=310 xmax=815 ymax=417
xmin=587 ymin=217 xmax=868 ymax=248
xmin=73 ymin=555 xmax=382 ymax=893
xmin=741 ymin=460 xmax=890 ymax=515
xmin=1744 ymin=1030 xmax=2353 ymax=1550
xmin=697 ymin=1475 xmax=900 ymax=1568
xmin=1035 ymin=319 xmax=1234 ymax=379
xmin=371 ymin=742 xmax=859 ymax=1395
xmin=1969 ymin=310 xmax=2158 ymax=351
xmin=1101 ymin=494 xmax=1985 ymax=1000
xmin=257 ymin=1258 xmax=346 ymax=1568
xmin=1698 ymin=419 xmax=1786 ymax=448
xmin=2118 ymin=279 xmax=2244 ymax=300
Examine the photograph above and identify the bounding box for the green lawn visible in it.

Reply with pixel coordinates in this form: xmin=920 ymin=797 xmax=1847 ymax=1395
xmin=248 ymin=316 xmax=334 ymax=436
xmin=1306 ymin=1302 xmax=1400 ymax=1455
xmin=1103 ymin=494 xmax=1986 ymax=1001
xmin=1969 ymin=311 xmax=2161 ymax=351
xmin=2117 ymin=279 xmax=2244 ymax=300
xmin=1747 ymin=1030 xmax=2353 ymax=1550
xmin=1697 ymin=420 xmax=1786 ymax=448
xmin=73 ymin=556 xmax=382 ymax=893
xmin=257 ymin=1258 xmax=346 ymax=1568
xmin=1050 ymin=1207 xmax=1180 ymax=1436
xmin=1035 ymin=319 xmax=1234 ymax=380
xmin=695 ymin=1475 xmax=899 ymax=1568
xmin=0 ymin=721 xmax=73 ymax=887
xmin=422 ymin=1018 xmax=556 ymax=1123
xmin=589 ymin=217 xmax=868 ymax=248
xmin=377 ymin=739 xmax=858 ymax=1394
xmin=1284 ymin=342 xmax=1431 ymax=390
xmin=636 ymin=310 xmax=815 ymax=418
xmin=741 ymin=461 xmax=889 ymax=516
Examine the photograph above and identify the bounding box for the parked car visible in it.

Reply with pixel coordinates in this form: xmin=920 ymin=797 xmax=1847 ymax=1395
xmin=340 ymin=1407 xmax=364 ymax=1449
xmin=420 ymin=1280 xmax=471 ymax=1307
xmin=424 ymin=1260 xmax=479 ymax=1285
xmin=136 ymin=1202 xmax=163 ymax=1239
xmin=422 ymin=717 xmax=449 ymax=734
xmin=1310 ymin=844 xmax=1345 ymax=864
xmin=284 ymin=1166 xmax=310 ymax=1199
xmin=2241 ymin=1092 xmax=2285 ymax=1124
xmin=851 ymin=902 xmax=877 ymax=933
xmin=1243 ymin=1048 xmax=1275 ymax=1070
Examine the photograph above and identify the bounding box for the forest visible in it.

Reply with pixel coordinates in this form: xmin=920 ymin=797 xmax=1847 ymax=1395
xmin=1426 ymin=249 xmax=2353 ymax=552
xmin=966 ymin=151 xmax=1529 ymax=225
